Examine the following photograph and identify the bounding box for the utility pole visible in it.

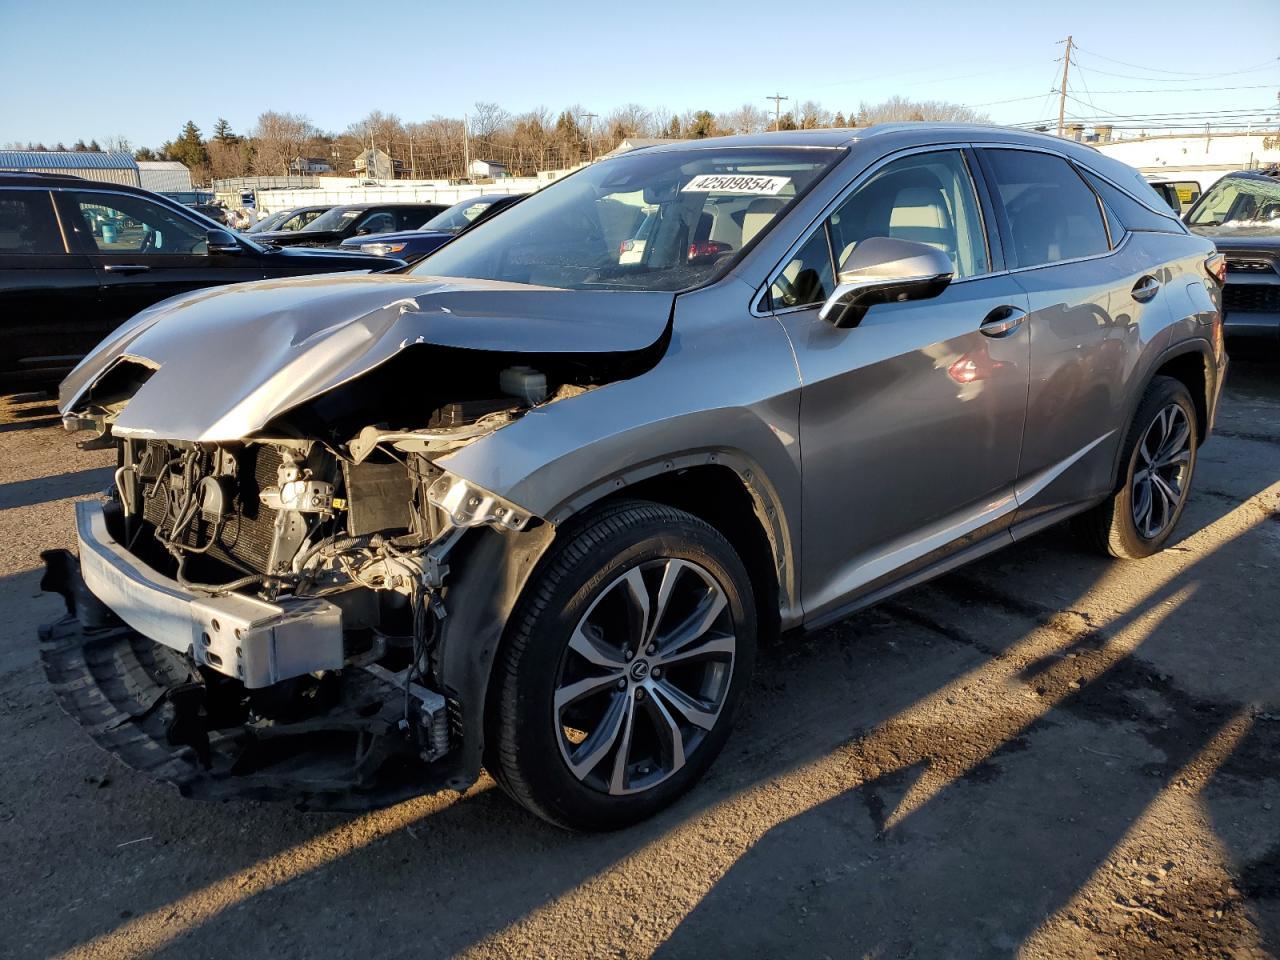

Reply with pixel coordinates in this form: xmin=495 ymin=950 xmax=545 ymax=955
xmin=579 ymin=112 xmax=598 ymax=162
xmin=463 ymin=114 xmax=470 ymax=179
xmin=1056 ymin=35 xmax=1073 ymax=139
xmin=767 ymin=93 xmax=789 ymax=132
xmin=408 ymin=129 xmax=416 ymax=180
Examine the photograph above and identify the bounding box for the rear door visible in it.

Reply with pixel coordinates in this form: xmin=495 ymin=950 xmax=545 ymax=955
xmin=773 ymin=148 xmax=1032 ymax=622
xmin=58 ymin=189 xmax=268 ymax=329
xmin=0 ymin=188 xmax=102 ymax=383
xmin=975 ymin=147 xmax=1170 ymax=527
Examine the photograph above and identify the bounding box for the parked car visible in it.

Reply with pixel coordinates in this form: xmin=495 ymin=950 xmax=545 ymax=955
xmin=338 ymin=193 xmax=525 ymax=262
xmin=191 ymin=203 xmax=231 ymax=226
xmin=0 ymin=173 xmax=402 ymax=386
xmin=247 ymin=205 xmax=332 ymax=235
xmin=253 ymin=202 xmax=448 ymax=248
xmin=46 ymin=127 xmax=1225 ymax=829
xmin=1145 ymin=177 xmax=1201 ymax=216
xmin=1184 ymin=168 xmax=1280 ymax=343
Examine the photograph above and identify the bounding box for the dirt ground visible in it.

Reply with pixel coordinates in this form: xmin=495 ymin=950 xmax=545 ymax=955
xmin=0 ymin=358 xmax=1277 ymax=960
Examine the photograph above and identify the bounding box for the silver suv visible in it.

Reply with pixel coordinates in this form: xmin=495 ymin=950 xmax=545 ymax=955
xmin=47 ymin=125 xmax=1226 ymax=829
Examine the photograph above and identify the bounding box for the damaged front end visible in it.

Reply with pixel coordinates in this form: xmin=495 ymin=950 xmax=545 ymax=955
xmin=42 ymin=276 xmax=670 ymax=809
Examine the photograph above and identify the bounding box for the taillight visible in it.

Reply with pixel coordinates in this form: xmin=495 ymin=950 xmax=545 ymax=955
xmin=687 ymin=240 xmax=732 ymax=263
xmin=1205 ymin=252 xmax=1227 ymax=284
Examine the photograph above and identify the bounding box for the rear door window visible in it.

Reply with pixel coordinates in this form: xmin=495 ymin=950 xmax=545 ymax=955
xmin=0 ymin=192 xmax=65 ymax=254
xmin=980 ymin=150 xmax=1110 ymax=269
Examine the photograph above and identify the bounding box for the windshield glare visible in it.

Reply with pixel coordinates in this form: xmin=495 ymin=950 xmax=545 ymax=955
xmin=410 ymin=147 xmax=842 ymax=291
xmin=422 ymin=198 xmax=500 ymax=233
xmin=303 ymin=207 xmax=362 ymax=232
xmin=1189 ymin=176 xmax=1280 ymax=228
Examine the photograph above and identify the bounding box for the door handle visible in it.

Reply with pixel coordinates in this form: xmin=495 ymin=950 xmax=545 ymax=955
xmin=1132 ymin=275 xmax=1161 ymax=303
xmin=979 ymin=305 xmax=1027 ymax=337
xmin=103 ymin=264 xmax=151 ymax=274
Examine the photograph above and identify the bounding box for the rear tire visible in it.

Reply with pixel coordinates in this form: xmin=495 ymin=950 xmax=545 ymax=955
xmin=487 ymin=500 xmax=756 ymax=831
xmin=1076 ymin=376 xmax=1198 ymax=559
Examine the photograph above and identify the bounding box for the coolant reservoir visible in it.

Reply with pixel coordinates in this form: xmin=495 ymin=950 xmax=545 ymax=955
xmin=499 ymin=365 xmax=548 ymax=405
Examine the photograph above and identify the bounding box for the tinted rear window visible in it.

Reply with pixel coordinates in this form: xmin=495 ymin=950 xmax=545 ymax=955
xmin=983 ymin=149 xmax=1110 ymax=269
xmin=0 ymin=192 xmax=64 ymax=254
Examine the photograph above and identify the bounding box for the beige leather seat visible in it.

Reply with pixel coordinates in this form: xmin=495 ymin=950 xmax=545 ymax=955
xmin=740 ymin=198 xmax=786 ymax=247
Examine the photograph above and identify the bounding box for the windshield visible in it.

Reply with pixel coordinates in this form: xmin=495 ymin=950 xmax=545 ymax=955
xmin=303 ymin=207 xmax=363 ymax=232
xmin=421 ymin=197 xmax=505 ymax=233
xmin=248 ymin=211 xmax=286 ymax=233
xmin=1188 ymin=176 xmax=1280 ymax=228
xmin=410 ymin=147 xmax=842 ymax=291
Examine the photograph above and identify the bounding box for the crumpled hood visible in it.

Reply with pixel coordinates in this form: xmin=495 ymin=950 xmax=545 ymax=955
xmin=61 ymin=273 xmax=673 ymax=442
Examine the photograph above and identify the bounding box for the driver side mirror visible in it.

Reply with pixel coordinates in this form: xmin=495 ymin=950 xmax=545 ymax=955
xmin=818 ymin=236 xmax=953 ymax=329
xmin=206 ymin=229 xmax=242 ymax=254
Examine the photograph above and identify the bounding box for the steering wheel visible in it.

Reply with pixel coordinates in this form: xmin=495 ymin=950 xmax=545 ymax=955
xmin=139 ymin=228 xmax=157 ymax=254
xmin=771 ymin=272 xmax=801 ymax=307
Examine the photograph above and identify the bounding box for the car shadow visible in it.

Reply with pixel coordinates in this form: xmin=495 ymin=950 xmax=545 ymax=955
xmin=0 ymin=467 xmax=114 ymax=511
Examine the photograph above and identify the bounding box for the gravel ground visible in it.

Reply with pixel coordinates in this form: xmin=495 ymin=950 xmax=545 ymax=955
xmin=0 ymin=360 xmax=1277 ymax=960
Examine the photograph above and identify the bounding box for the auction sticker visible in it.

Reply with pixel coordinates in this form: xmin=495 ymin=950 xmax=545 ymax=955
xmin=681 ymin=174 xmax=791 ymax=195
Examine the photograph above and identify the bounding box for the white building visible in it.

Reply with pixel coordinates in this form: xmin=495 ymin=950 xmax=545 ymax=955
xmin=468 ymin=159 xmax=509 ymax=179
xmin=1095 ymin=131 xmax=1280 ymax=191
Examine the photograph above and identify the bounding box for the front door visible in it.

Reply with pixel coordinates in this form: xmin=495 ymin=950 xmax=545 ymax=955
xmin=0 ymin=188 xmax=102 ymax=383
xmin=57 ymin=189 xmax=267 ymax=333
xmin=770 ymin=149 xmax=1031 ymax=623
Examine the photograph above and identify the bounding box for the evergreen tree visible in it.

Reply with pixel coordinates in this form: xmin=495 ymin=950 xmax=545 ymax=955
xmin=212 ymin=117 xmax=238 ymax=144
xmin=164 ymin=121 xmax=209 ymax=169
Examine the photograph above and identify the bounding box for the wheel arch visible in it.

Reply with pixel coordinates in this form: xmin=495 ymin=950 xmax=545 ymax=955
xmin=1108 ymin=337 xmax=1215 ymax=490
xmin=434 ymin=450 xmax=794 ymax=786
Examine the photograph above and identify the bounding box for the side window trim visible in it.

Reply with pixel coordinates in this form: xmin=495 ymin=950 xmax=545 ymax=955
xmin=755 ymin=143 xmax=996 ymax=316
xmin=974 ymin=144 xmax=1118 ymax=273
xmin=962 ymin=147 xmax=1006 ymax=274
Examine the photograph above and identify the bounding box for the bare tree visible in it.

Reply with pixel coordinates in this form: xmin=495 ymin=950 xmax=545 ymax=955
xmin=605 ymin=103 xmax=653 ymax=144
xmin=251 ymin=111 xmax=316 ymax=176
xmin=470 ymin=102 xmax=511 ymax=142
xmin=719 ymin=104 xmax=767 ymax=135
xmin=856 ymin=96 xmax=989 ymax=125
xmin=101 ymin=134 xmax=132 ymax=154
xmin=797 ymin=101 xmax=832 ymax=129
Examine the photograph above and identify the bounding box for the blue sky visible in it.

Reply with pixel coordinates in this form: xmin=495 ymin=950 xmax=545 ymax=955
xmin=2 ymin=0 xmax=1277 ymax=148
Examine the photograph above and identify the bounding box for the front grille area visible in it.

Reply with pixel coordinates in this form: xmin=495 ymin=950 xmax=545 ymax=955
xmin=140 ymin=443 xmax=283 ymax=575
xmin=1223 ymin=283 xmax=1280 ymax=314
xmin=1226 ymin=257 xmax=1278 ymax=275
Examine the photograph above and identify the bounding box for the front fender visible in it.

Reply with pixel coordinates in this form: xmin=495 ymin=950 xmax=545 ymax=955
xmin=434 ymin=522 xmax=557 ymax=787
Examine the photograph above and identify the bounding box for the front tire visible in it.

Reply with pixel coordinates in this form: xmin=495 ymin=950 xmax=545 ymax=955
xmin=488 ymin=500 xmax=757 ymax=830
xmin=1076 ymin=376 xmax=1198 ymax=559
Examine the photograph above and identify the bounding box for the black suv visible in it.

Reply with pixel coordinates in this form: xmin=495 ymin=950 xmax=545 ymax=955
xmin=252 ymin=202 xmax=449 ymax=248
xmin=1184 ymin=168 xmax=1280 ymax=344
xmin=0 ymin=173 xmax=400 ymax=387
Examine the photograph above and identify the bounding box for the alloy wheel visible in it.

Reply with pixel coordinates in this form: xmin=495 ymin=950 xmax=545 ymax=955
xmin=1131 ymin=403 xmax=1192 ymax=540
xmin=553 ymin=558 xmax=736 ymax=796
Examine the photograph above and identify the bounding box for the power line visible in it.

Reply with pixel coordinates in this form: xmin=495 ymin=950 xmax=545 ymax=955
xmin=1071 ymin=46 xmax=1278 ymax=79
xmin=1067 ymin=56 xmax=1280 ymax=84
